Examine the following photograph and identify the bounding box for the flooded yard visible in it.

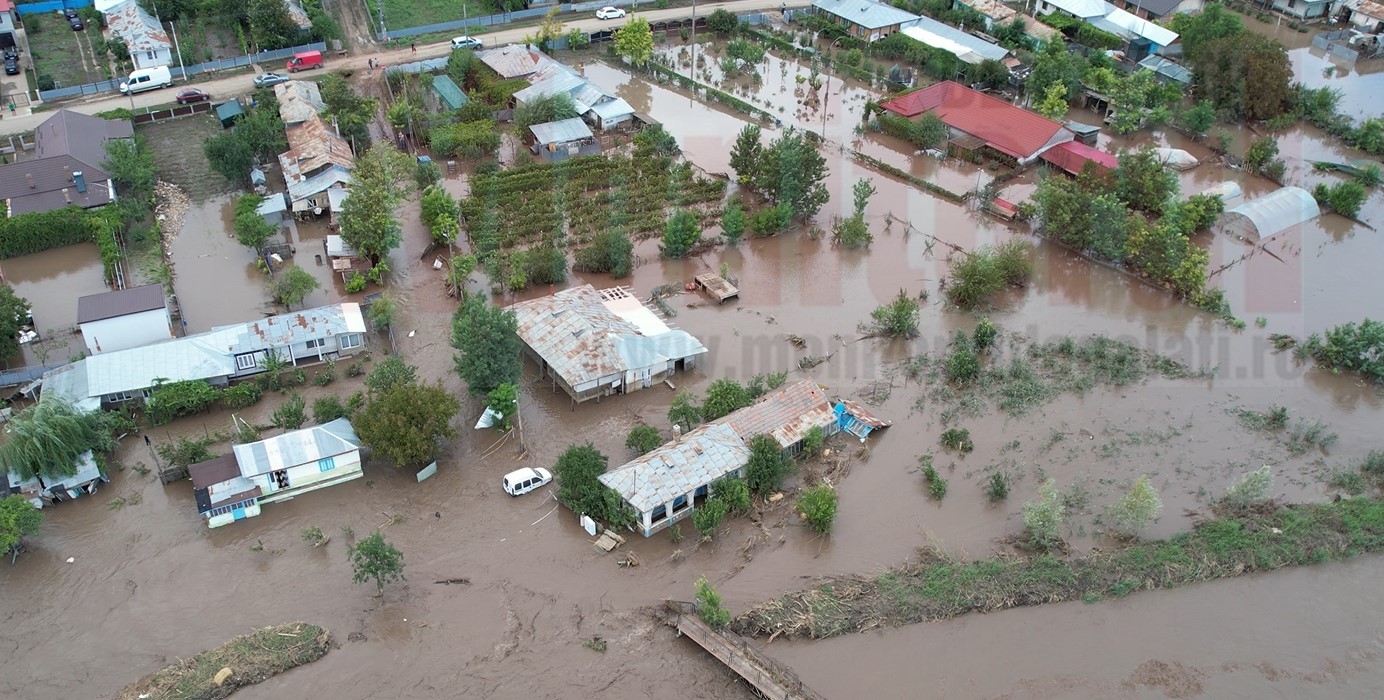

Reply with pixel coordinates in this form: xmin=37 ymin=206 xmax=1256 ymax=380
xmin=3 ymin=44 xmax=1384 ymax=700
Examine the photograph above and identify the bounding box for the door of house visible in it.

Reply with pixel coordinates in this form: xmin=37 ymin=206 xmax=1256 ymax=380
xmin=639 ymin=369 xmax=652 ymax=388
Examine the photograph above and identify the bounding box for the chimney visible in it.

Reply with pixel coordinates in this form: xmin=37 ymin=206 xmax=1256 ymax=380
xmin=62 ymin=188 xmax=70 ymax=204
xmin=25 ymin=173 xmax=33 ymax=189
xmin=73 ymin=171 xmax=86 ymax=193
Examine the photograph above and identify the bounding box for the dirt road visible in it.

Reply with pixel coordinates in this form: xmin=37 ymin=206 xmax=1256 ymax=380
xmin=0 ymin=0 xmax=790 ymax=137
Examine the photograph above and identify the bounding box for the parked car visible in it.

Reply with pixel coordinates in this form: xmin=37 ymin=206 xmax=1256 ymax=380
xmin=68 ymin=15 xmax=84 ymax=30
xmin=2 ymin=46 xmax=17 ymax=60
xmin=252 ymin=71 xmax=291 ymax=88
xmin=3 ymin=57 xmax=17 ymax=76
xmin=502 ymin=467 xmax=552 ymax=497
xmin=595 ymin=6 xmax=626 ymax=19
xmin=450 ymin=35 xmax=483 ymax=50
xmin=285 ymin=50 xmax=323 ymax=73
xmin=175 ymin=88 xmax=210 ymax=104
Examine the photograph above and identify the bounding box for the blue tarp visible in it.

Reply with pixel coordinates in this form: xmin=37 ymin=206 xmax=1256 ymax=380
xmin=16 ymin=0 xmax=93 ymax=15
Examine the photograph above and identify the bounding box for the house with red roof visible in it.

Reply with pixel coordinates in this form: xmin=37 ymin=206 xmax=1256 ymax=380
xmin=879 ymin=81 xmax=1074 ymax=165
xmin=1040 ymin=140 xmax=1118 ymax=176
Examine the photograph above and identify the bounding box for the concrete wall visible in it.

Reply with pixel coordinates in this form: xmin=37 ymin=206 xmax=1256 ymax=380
xmin=80 ymin=307 xmax=172 ymax=354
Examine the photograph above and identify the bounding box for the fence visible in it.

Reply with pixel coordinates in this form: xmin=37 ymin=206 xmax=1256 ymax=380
xmin=130 ymin=100 xmax=213 ymax=123
xmin=14 ymin=0 xmax=93 ymax=16
xmin=37 ymin=42 xmax=326 ymax=101
xmin=1311 ymin=30 xmax=1363 ymax=62
xmin=379 ymin=0 xmax=682 ymax=41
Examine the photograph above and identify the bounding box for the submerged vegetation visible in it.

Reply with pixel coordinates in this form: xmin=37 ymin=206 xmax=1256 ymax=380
xmin=116 ymin=622 xmax=330 ymax=700
xmin=734 ymin=497 xmax=1384 ymax=639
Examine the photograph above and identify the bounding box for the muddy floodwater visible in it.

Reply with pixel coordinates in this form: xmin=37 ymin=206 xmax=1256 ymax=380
xmin=3 ymin=44 xmax=1384 ymax=700
xmin=3 ymin=243 xmax=108 ymax=368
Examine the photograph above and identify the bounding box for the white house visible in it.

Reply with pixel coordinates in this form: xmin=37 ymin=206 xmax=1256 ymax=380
xmin=76 ymin=284 xmax=172 ymax=355
xmin=508 ymin=285 xmax=707 ymax=405
xmin=41 ymin=303 xmax=368 ymax=408
xmin=98 ymin=0 xmax=174 ymax=70
xmin=188 ymin=418 xmax=362 ymax=528
xmin=5 ymin=451 xmax=109 ymax=508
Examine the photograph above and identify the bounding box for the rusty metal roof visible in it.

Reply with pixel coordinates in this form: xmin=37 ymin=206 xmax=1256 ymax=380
xmin=103 ymin=0 xmax=171 ymax=53
xmin=835 ymin=399 xmax=892 ymax=429
xmin=224 ymin=302 xmax=367 ymax=354
xmin=716 ymin=379 xmax=837 ymax=449
xmin=475 ymin=44 xmax=555 ymax=79
xmin=278 ymin=115 xmax=354 ymax=183
xmin=599 ymin=423 xmax=751 ymax=513
xmin=274 ymin=80 xmax=326 ymax=124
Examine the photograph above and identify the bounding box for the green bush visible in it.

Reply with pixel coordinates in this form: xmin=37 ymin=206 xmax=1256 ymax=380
xmin=864 ymin=289 xmax=920 ymax=338
xmin=625 ymin=424 xmax=662 ymax=455
xmin=312 ymin=395 xmax=350 ymax=423
xmin=660 ymin=209 xmax=702 ymax=259
xmin=271 ymin=393 xmax=308 ymax=430
xmin=221 ymin=382 xmax=263 ymax=409
xmin=713 ymin=476 xmax=752 ymax=515
xmin=1022 ymin=479 xmax=1066 ymax=548
xmin=973 ymin=317 xmax=999 ymax=351
xmin=940 ymin=428 xmax=974 ymax=453
xmin=693 ymin=497 xmax=728 ymax=538
xmin=1106 ymin=475 xmax=1163 ymax=537
xmin=703 ymin=379 xmax=753 ymax=420
xmin=572 ymin=229 xmax=633 ymax=278
xmin=944 ymin=330 xmax=980 ymax=384
xmin=147 ymin=380 xmax=222 ymax=426
xmin=429 ymin=120 xmax=500 ymax=159
xmin=695 ymin=576 xmax=731 ymax=628
xmin=796 ymin=485 xmax=838 ymax=533
xmin=946 ymin=240 xmax=1033 ymax=310
xmin=0 ymin=207 xmax=101 ymax=260
xmin=746 ymin=434 xmax=794 ymax=494
xmin=986 ymin=472 xmax=1010 ymax=502
xmin=801 ymin=426 xmax=825 ymax=457
xmin=1299 ymin=318 xmax=1383 ymax=384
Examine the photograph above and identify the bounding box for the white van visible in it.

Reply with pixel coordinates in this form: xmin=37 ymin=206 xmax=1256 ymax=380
xmin=120 ymin=66 xmax=173 ymax=95
xmin=502 ymin=468 xmax=552 ymax=497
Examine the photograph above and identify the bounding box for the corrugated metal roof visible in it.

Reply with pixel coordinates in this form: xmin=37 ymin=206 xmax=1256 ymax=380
xmin=589 ymin=98 xmax=635 ymax=123
xmin=715 ymin=379 xmax=837 ymax=449
xmin=287 ymin=168 xmax=351 ymax=207
xmin=835 ymin=399 xmax=892 ymax=429
xmin=507 ymin=285 xmax=706 ymax=388
xmin=475 ymin=44 xmax=555 ymax=79
xmin=219 ymin=303 xmax=367 ymax=355
xmin=1021 ymin=14 xmax=1061 ymax=41
xmin=432 ymin=74 xmax=469 ymax=110
xmin=278 ymin=115 xmax=354 ymax=184
xmin=76 ymin=284 xmax=165 ymax=324
xmin=1041 ymin=0 xmax=1108 ymax=18
xmin=233 ymin=417 xmax=360 ymax=477
xmin=529 ymin=117 xmax=593 ymax=145
xmin=38 ymin=362 xmax=100 ymax=413
xmin=1352 ymin=0 xmax=1384 ymax=20
xmin=598 ymin=423 xmax=751 ymax=512
xmin=1090 ymin=6 xmax=1179 ymax=46
xmin=1223 ymin=187 xmax=1320 ymax=240
xmin=881 ymin=82 xmax=1071 ymax=160
xmin=102 ymin=0 xmax=171 ymax=52
xmin=513 ymin=71 xmax=589 ymax=107
xmin=1137 ymin=55 xmax=1191 ymax=84
xmin=274 ymin=80 xmax=326 ymax=124
xmin=812 ymin=0 xmax=920 ymax=29
xmin=1041 ymin=140 xmax=1118 ymax=175
xmin=900 ymin=18 xmax=1009 ymax=64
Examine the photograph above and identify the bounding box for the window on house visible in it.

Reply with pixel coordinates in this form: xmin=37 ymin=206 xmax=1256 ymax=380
xmin=235 ymin=353 xmax=260 ymax=371
xmin=305 ymin=338 xmax=326 ymax=350
xmin=147 ymin=51 xmax=154 ymax=60
xmin=318 ymin=457 xmax=336 ymax=472
xmin=338 ymin=334 xmax=362 ymax=350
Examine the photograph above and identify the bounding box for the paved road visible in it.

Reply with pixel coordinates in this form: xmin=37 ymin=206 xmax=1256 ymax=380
xmin=0 ymin=0 xmax=792 ymax=137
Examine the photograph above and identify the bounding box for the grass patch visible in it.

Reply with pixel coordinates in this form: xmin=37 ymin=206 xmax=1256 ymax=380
xmin=732 ymin=498 xmax=1384 ymax=639
xmin=1228 ymin=405 xmax=1289 ymax=432
xmin=381 ymin=0 xmax=493 ymax=31
xmin=117 ymin=622 xmax=330 ymax=700
xmin=26 ymin=15 xmax=106 ymax=89
xmin=1285 ymin=419 xmax=1338 ymax=456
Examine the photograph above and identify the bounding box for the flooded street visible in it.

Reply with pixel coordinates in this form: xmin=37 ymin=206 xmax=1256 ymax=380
xmin=3 ymin=36 xmax=1384 ymax=699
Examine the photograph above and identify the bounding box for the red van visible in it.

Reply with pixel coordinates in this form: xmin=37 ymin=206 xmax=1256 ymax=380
xmin=286 ymin=50 xmax=324 ymax=73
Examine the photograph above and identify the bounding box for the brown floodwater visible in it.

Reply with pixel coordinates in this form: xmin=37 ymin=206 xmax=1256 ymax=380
xmin=2 ymin=243 xmax=109 ymax=368
xmin=3 ymin=53 xmax=1384 ymax=699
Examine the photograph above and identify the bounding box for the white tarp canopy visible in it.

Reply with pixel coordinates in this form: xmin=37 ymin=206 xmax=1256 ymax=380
xmin=1222 ymin=186 xmax=1321 ymax=240
xmin=1198 ymin=181 xmax=1243 ymax=207
xmin=1154 ymin=147 xmax=1199 ymax=170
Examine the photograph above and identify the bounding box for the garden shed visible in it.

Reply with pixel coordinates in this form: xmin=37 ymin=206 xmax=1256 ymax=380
xmin=214 ymin=100 xmax=244 ymax=129
xmin=432 ymin=75 xmax=469 ymax=111
xmin=1221 ymin=187 xmax=1320 ymax=240
xmin=529 ymin=118 xmax=599 ymax=162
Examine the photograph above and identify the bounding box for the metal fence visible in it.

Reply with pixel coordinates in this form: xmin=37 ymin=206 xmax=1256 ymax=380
xmin=15 ymin=0 xmax=93 ymax=16
xmin=380 ymin=0 xmax=659 ymax=41
xmin=38 ymin=42 xmax=326 ymax=101
xmin=1311 ymin=30 xmax=1362 ymax=62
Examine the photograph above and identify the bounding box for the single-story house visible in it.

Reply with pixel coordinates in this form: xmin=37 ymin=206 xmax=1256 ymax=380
xmin=1040 ymin=140 xmax=1118 ymax=175
xmin=1019 ymin=13 xmax=1062 ymax=46
xmin=880 ymin=81 xmax=1073 ymax=164
xmin=1088 ymin=6 xmax=1180 ymax=58
xmin=899 ymin=16 xmax=1010 ymax=65
xmin=1036 ymin=0 xmax=1106 ymax=20
xmin=507 ymin=53 xmax=636 ymax=132
xmin=432 ymin=75 xmax=470 ymax=111
xmin=274 ymin=80 xmax=327 ymax=126
xmin=1221 ymin=187 xmax=1321 ymax=240
xmin=97 ymin=0 xmax=174 ymax=70
xmin=811 ymin=0 xmax=921 ymax=42
xmin=6 ymin=450 xmax=109 ymax=508
xmin=279 ymin=115 xmax=354 ymax=214
xmin=0 ymin=0 xmax=16 ymax=45
xmin=189 ymin=417 xmax=362 ymax=528
xmin=508 ymin=285 xmax=707 ymax=406
xmin=1137 ymin=54 xmax=1192 ymax=85
xmin=325 ymin=233 xmax=371 ymax=279
xmin=1343 ymin=0 xmax=1384 ymax=30
xmin=956 ymin=0 xmax=1017 ymax=31
xmin=77 ymin=283 xmax=172 ymax=355
xmin=475 ymin=43 xmax=560 ymax=80
xmin=0 ymin=110 xmax=134 ymax=217
xmin=1112 ymin=0 xmax=1203 ymax=21
xmin=1269 ymin=0 xmax=1333 ymax=18
xmin=601 ymin=380 xmax=884 ymax=536
xmin=41 ymin=303 xmax=367 ymax=408
xmin=587 ymin=98 xmax=636 ymax=131
xmin=530 ymin=118 xmax=600 ymax=162
xmin=283 ymin=0 xmax=313 ymax=31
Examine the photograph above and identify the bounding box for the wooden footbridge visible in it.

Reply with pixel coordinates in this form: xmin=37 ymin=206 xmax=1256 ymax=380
xmin=663 ymin=602 xmax=826 ymax=700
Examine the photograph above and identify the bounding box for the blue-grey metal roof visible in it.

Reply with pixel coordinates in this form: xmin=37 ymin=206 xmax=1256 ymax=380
xmin=812 ymin=0 xmax=920 ymax=29
xmin=529 ymin=117 xmax=594 ymax=145
xmin=214 ymin=302 xmax=368 ymax=356
xmin=233 ymin=417 xmax=361 ymax=477
xmin=287 ymin=166 xmax=351 ymax=206
xmin=432 ymin=75 xmax=469 ymax=110
xmin=38 ymin=361 xmax=100 ymax=413
xmin=589 ymin=98 xmax=635 ymax=124
xmin=1137 ymin=55 xmax=1192 ymax=84
xmin=900 ymin=17 xmax=1009 ymax=64
xmin=599 ymin=423 xmax=751 ymax=513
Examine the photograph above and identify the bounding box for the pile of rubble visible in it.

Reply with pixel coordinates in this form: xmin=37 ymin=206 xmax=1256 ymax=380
xmin=153 ymin=181 xmax=190 ymax=242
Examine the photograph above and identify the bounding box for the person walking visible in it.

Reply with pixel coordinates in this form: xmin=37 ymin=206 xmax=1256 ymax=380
xmin=410 ymin=42 xmax=417 ymax=54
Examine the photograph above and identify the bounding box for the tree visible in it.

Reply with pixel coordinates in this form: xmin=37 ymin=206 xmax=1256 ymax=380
xmin=451 ymin=295 xmax=523 ymax=395
xmin=692 ymin=497 xmax=728 ymax=538
xmin=1168 ymin=2 xmax=1243 ymax=60
xmin=796 ymin=485 xmax=838 ymax=534
xmin=0 ymin=284 xmax=30 ymax=360
xmin=367 ymin=292 xmax=396 ymax=329
xmin=834 ymin=178 xmax=875 ymax=248
xmin=552 ymin=443 xmax=633 ymax=524
xmin=864 ymin=289 xmax=920 ymax=338
xmin=312 ymin=395 xmax=351 ymax=423
xmin=633 ymin=124 xmax=679 ymax=157
xmin=614 ymin=15 xmax=653 ymax=65
xmin=0 ymin=494 xmax=42 ymax=555
xmin=694 ymin=576 xmax=731 ymax=628
xmin=513 ymin=91 xmax=578 ymax=134
xmin=1244 ymin=136 xmax=1282 ymax=176
xmin=1115 ymin=148 xmax=1180 ymax=213
xmin=566 ymin=27 xmax=591 ymax=50
xmin=745 ymin=434 xmax=793 ymax=494
xmin=319 ymin=74 xmax=378 ymax=150
xmin=0 ymin=399 xmax=104 ymax=481
xmin=708 ymin=8 xmax=738 ymax=33
xmin=1022 ymin=479 xmax=1065 ymax=549
xmin=247 ymin=0 xmax=300 ymax=50
xmin=1026 ymin=39 xmax=1084 ymax=100
xmin=660 ymin=209 xmax=702 ymax=259
xmin=1189 ymin=32 xmax=1291 ymax=121
xmin=754 ymin=131 xmax=830 ymax=221
xmin=720 ymin=201 xmax=746 ymax=245
xmin=1036 ymin=83 xmax=1069 ymax=121
xmin=1179 ymin=101 xmax=1216 ymax=136
xmin=233 ymin=194 xmax=279 ymax=251
xmin=271 ymin=392 xmax=308 ymax=430
xmin=204 ymin=104 xmax=287 ymax=181
xmin=703 ymin=379 xmax=753 ymax=420
xmin=420 ymin=185 xmax=460 ymax=246
xmin=1107 ymin=475 xmax=1163 ymax=537
xmin=339 ymin=142 xmax=412 ymax=263
xmin=970 ymin=58 xmax=1009 ymax=90
xmin=573 ymin=229 xmax=634 ymax=277
xmin=102 ymin=137 xmax=156 ymax=201
xmin=712 ymin=476 xmax=752 ymax=515
xmin=668 ymin=390 xmax=704 ymax=431
xmin=626 ymin=425 xmax=663 ymax=455
xmin=271 ymin=265 xmax=320 ymax=309
xmin=354 ymin=381 xmax=459 ymax=468
xmin=488 ymin=382 xmax=519 ymax=431
xmin=347 ymin=530 xmax=404 ymax=594
xmin=1313 ymin=181 xmax=1367 ymax=219
xmin=532 ymin=7 xmax=565 ymax=51
xmin=447 ymin=48 xmax=483 ymax=89
xmin=729 ymin=124 xmax=763 ymax=185
xmin=366 ymin=356 xmax=417 ymax=396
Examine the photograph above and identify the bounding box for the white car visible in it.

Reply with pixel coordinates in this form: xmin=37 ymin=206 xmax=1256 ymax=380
xmin=596 ymin=6 xmax=626 ymax=19
xmin=450 ymin=35 xmax=483 ymax=50
xmin=502 ymin=467 xmax=552 ymax=497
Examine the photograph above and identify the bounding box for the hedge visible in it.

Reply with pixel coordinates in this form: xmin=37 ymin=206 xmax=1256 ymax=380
xmin=0 ymin=207 xmax=95 ymax=259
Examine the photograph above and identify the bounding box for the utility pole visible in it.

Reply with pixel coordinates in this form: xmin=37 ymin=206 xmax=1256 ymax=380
xmin=170 ymin=21 xmax=187 ymax=83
